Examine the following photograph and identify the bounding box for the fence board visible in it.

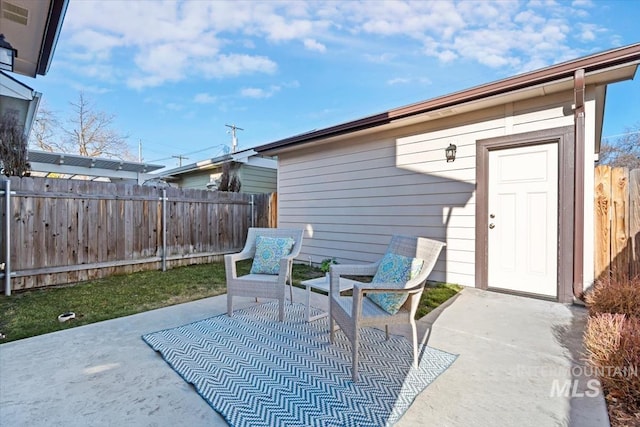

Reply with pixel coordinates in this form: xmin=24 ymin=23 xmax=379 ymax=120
xmin=631 ymin=169 xmax=640 ymax=277
xmin=611 ymin=168 xmax=630 ymax=280
xmin=594 ymin=166 xmax=611 ymax=280
xmin=594 ymin=166 xmax=638 ymax=281
xmin=0 ymin=176 xmax=276 ymax=292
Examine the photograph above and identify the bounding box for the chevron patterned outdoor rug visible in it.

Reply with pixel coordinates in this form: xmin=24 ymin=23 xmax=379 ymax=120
xmin=142 ymin=302 xmax=456 ymax=427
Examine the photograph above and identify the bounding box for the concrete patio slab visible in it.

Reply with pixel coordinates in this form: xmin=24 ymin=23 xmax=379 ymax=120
xmin=0 ymin=287 xmax=609 ymax=426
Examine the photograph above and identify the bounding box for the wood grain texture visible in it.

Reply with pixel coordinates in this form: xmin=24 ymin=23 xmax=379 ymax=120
xmin=631 ymin=169 xmax=640 ymax=277
xmin=2 ymin=177 xmax=275 ymax=291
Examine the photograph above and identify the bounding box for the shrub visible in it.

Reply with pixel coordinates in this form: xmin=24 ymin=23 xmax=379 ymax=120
xmin=319 ymin=258 xmax=338 ymax=273
xmin=584 ymin=313 xmax=640 ymax=425
xmin=584 ymin=275 xmax=640 ymax=318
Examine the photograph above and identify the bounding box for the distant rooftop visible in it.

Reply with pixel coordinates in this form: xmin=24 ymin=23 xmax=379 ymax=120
xmin=27 ymin=150 xmax=165 ymax=182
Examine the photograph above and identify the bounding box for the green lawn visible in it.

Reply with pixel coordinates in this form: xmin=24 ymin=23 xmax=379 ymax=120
xmin=0 ymin=261 xmax=461 ymax=343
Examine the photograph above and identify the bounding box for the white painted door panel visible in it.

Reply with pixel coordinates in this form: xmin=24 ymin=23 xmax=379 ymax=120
xmin=488 ymin=143 xmax=558 ymax=297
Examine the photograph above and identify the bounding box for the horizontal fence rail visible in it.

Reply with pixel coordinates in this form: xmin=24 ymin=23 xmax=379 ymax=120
xmin=0 ymin=177 xmax=276 ymax=293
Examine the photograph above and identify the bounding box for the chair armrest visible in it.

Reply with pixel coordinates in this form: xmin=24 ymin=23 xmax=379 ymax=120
xmin=331 ymin=262 xmax=379 ymax=277
xmin=328 ymin=262 xmax=379 ymax=296
xmin=226 ymin=250 xmax=253 ymax=263
xmin=353 ymin=281 xmax=424 ymax=294
xmin=224 ymin=251 xmax=253 ymax=280
xmin=350 ymin=282 xmax=424 ymax=318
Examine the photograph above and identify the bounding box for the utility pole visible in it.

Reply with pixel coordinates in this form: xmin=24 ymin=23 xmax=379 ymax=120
xmin=138 ymin=140 xmax=143 ymax=162
xmin=172 ymin=155 xmax=188 ymax=166
xmin=225 ymin=124 xmax=244 ymax=153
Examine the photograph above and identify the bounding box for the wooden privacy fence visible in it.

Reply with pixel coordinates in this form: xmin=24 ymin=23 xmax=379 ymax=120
xmin=594 ymin=166 xmax=640 ymax=281
xmin=0 ymin=177 xmax=277 ymax=293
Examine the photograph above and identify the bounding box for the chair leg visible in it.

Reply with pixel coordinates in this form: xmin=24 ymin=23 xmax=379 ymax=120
xmin=329 ymin=317 xmax=335 ymax=343
xmin=227 ymin=295 xmax=233 ymax=317
xmin=352 ymin=333 xmax=359 ymax=382
xmin=278 ymin=298 xmax=285 ymax=322
xmin=289 ymin=279 xmax=294 ymax=303
xmin=410 ymin=319 xmax=418 ymax=367
xmin=385 ymin=325 xmax=390 ymax=340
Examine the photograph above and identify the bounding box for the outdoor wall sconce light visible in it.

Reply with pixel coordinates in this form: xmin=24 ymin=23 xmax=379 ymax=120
xmin=445 ymin=143 xmax=457 ymax=162
xmin=0 ymin=34 xmax=17 ymax=72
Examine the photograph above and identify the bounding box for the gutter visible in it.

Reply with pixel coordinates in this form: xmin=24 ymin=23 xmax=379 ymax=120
xmin=36 ymin=0 xmax=69 ymax=76
xmin=573 ymin=69 xmax=586 ymax=300
xmin=256 ymin=43 xmax=640 ymax=154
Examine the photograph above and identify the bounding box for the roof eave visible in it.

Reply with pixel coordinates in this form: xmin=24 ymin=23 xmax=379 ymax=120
xmin=36 ymin=0 xmax=69 ymax=76
xmin=256 ymin=42 xmax=640 ymax=155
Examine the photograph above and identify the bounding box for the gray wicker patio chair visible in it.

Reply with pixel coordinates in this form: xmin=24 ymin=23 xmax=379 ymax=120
xmin=329 ymin=235 xmax=445 ymax=381
xmin=225 ymin=227 xmax=304 ymax=321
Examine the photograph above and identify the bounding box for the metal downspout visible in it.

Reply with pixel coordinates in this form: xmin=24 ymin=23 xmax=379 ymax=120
xmin=573 ymin=69 xmax=586 ymax=299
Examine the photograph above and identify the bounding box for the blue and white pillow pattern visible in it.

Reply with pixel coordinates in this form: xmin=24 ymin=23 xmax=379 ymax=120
xmin=366 ymin=252 xmax=424 ymax=314
xmin=250 ymin=236 xmax=295 ymax=275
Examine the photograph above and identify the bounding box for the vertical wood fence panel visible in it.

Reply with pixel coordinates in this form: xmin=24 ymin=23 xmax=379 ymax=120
xmin=631 ymin=169 xmax=640 ymax=277
xmin=0 ymin=177 xmax=277 ymax=292
xmin=594 ymin=165 xmax=639 ymax=281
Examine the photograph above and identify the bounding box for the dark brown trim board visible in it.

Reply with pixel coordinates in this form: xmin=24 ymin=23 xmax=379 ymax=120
xmin=475 ymin=126 xmax=575 ymax=303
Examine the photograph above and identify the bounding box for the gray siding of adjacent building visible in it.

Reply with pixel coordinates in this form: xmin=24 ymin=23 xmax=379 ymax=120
xmin=238 ymin=165 xmax=277 ymax=194
xmin=177 ymin=172 xmax=212 ymax=190
xmin=276 ymin=89 xmax=597 ymax=287
xmin=169 ymin=164 xmax=276 ymax=194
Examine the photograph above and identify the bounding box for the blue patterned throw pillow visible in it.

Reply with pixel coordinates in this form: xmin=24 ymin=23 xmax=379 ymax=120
xmin=366 ymin=252 xmax=424 ymax=315
xmin=250 ymin=236 xmax=296 ymax=275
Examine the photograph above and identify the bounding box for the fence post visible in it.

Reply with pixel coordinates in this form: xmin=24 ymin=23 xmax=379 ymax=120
xmin=2 ymin=178 xmax=11 ymax=296
xmin=251 ymin=194 xmax=254 ymax=228
xmin=161 ymin=188 xmax=167 ymax=272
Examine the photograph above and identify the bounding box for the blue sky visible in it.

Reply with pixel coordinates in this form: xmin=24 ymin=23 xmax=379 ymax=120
xmin=16 ymin=0 xmax=640 ymax=170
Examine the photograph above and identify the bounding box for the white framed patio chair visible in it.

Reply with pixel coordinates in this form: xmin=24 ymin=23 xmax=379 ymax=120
xmin=329 ymin=235 xmax=445 ymax=381
xmin=225 ymin=227 xmax=304 ymax=321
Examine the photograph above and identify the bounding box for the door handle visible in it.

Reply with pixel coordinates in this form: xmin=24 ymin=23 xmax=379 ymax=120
xmin=489 ymin=223 xmax=495 ymax=229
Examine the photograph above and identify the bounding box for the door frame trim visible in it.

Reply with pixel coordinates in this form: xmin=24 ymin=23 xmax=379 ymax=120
xmin=475 ymin=126 xmax=575 ymax=303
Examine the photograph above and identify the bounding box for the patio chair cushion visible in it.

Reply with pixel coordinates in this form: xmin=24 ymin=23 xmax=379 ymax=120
xmin=367 ymin=252 xmax=424 ymax=314
xmin=250 ymin=236 xmax=296 ymax=275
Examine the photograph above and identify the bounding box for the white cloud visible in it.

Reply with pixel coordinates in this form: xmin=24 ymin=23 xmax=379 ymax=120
xmin=304 ymin=38 xmax=327 ymax=53
xmin=194 ymin=93 xmax=217 ymax=104
xmin=387 ymin=77 xmax=410 ymax=85
xmin=240 ymin=85 xmax=281 ymax=99
xmin=59 ymin=0 xmax=615 ymax=90
xmin=387 ymin=77 xmax=432 ymax=86
xmin=199 ymin=54 xmax=277 ymax=79
xmin=70 ymin=83 xmax=110 ymax=95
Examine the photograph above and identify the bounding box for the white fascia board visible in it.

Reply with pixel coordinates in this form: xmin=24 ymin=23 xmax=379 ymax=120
xmin=29 ymin=162 xmax=146 ymax=181
xmin=24 ymin=92 xmax=42 ymax=137
xmin=231 ymin=149 xmax=277 ymax=169
xmin=0 ymin=73 xmax=36 ymax=100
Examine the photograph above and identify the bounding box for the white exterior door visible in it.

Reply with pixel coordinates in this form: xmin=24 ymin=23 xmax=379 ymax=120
xmin=487 ymin=143 xmax=558 ymax=297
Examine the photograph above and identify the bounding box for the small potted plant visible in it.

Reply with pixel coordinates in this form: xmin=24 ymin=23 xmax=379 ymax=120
xmin=320 ymin=258 xmax=338 ymax=277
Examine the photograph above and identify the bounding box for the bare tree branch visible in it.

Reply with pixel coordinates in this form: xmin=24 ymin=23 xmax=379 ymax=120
xmin=28 ymin=91 xmax=134 ymax=161
xmin=599 ymin=124 xmax=640 ymax=169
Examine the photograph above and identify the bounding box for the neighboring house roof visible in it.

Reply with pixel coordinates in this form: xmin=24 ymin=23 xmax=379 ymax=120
xmin=27 ymin=149 xmax=165 ymax=182
xmin=1 ymin=0 xmax=69 ymax=77
xmin=0 ymin=70 xmax=41 ymax=135
xmin=159 ymin=148 xmax=277 ymax=179
xmin=256 ymin=43 xmax=640 ymax=156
